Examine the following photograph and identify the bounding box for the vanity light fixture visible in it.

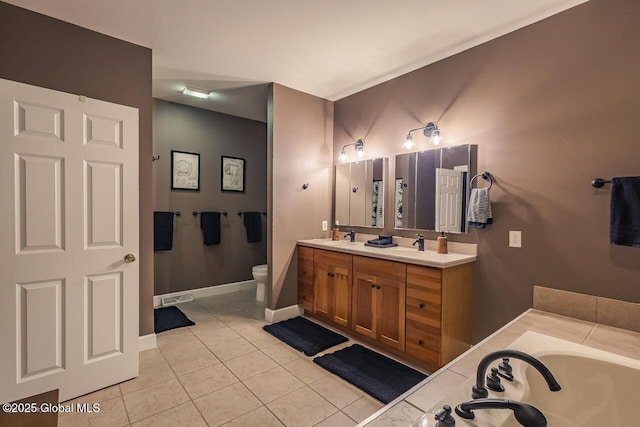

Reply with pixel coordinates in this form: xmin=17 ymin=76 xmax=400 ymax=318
xmin=338 ymin=139 xmax=365 ymax=161
xmin=182 ymin=86 xmax=211 ymax=99
xmin=403 ymin=122 xmax=441 ymax=149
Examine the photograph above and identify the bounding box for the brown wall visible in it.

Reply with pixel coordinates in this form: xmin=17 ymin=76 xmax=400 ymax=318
xmin=269 ymin=84 xmax=334 ymax=309
xmin=333 ymin=0 xmax=640 ymax=341
xmin=153 ymin=100 xmax=267 ymax=294
xmin=0 ymin=2 xmax=155 ymax=336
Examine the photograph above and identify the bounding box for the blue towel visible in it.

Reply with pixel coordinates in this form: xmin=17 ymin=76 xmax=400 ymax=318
xmin=200 ymin=212 xmax=221 ymax=245
xmin=610 ymin=176 xmax=640 ymax=248
xmin=153 ymin=211 xmax=174 ymax=251
xmin=243 ymin=212 xmax=263 ymax=243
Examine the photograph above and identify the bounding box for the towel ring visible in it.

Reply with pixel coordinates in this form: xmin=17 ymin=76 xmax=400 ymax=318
xmin=470 ymin=172 xmax=493 ymax=190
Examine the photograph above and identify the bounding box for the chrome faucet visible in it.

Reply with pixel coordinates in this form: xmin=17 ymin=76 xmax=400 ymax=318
xmin=471 ymin=350 xmax=561 ymax=399
xmin=344 ymin=229 xmax=356 ymax=242
xmin=455 ymin=398 xmax=547 ymax=427
xmin=412 ymin=234 xmax=424 ymax=251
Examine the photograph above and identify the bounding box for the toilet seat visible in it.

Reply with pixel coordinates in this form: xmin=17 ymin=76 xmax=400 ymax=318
xmin=252 ymin=264 xmax=267 ymax=274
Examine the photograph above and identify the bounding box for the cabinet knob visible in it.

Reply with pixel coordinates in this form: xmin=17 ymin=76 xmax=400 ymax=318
xmin=371 ymin=284 xmax=375 ymax=288
xmin=376 ymin=285 xmax=381 ymax=290
xmin=418 ymin=339 xmax=424 ymax=346
xmin=419 ymin=303 xmax=425 ymax=309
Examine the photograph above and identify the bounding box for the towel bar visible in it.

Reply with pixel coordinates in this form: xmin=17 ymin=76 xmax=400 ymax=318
xmin=237 ymin=211 xmax=267 ymax=216
xmin=592 ymin=178 xmax=612 ymax=188
xmin=193 ymin=211 xmax=227 ymax=216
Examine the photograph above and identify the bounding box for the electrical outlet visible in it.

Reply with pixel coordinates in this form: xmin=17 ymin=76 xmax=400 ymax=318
xmin=322 ymin=220 xmax=328 ymax=231
xmin=509 ymin=231 xmax=522 ymax=248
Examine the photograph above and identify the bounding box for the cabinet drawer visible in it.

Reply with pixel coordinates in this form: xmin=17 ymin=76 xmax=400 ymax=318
xmin=406 ymin=293 xmax=441 ymax=328
xmin=407 ymin=264 xmax=441 ymax=288
xmin=299 ymin=246 xmax=314 ymax=262
xmin=314 ymin=249 xmax=352 ymax=270
xmin=405 ymin=319 xmax=441 ymax=366
xmin=299 ymin=259 xmax=314 ymax=283
xmin=353 ymin=255 xmax=406 ymax=281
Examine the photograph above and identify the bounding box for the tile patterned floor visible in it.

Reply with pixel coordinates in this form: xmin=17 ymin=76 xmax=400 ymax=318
xmin=59 ymin=289 xmax=385 ymax=427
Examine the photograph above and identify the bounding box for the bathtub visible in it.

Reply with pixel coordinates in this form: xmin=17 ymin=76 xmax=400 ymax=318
xmin=413 ymin=331 xmax=640 ymax=427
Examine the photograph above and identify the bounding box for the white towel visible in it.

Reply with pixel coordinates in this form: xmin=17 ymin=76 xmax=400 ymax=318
xmin=467 ymin=188 xmax=493 ymax=229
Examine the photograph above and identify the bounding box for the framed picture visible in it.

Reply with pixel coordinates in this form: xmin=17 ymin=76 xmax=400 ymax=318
xmin=171 ymin=150 xmax=200 ymax=191
xmin=221 ymin=155 xmax=245 ymax=192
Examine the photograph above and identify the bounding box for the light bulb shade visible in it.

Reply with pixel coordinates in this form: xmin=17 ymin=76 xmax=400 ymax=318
xmin=431 ymin=130 xmax=441 ymax=145
xmin=182 ymin=86 xmax=211 ymax=99
xmin=403 ymin=133 xmax=415 ymax=149
xmin=338 ymin=148 xmax=348 ymax=161
xmin=355 ymin=139 xmax=365 ymax=158
xmin=423 ymin=122 xmax=441 ymax=145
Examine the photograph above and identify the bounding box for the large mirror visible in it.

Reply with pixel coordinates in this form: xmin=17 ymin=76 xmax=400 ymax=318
xmin=395 ymin=144 xmax=477 ymax=233
xmin=335 ymin=157 xmax=387 ymax=228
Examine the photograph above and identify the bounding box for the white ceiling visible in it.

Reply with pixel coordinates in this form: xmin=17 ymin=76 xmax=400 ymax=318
xmin=6 ymin=0 xmax=588 ymax=122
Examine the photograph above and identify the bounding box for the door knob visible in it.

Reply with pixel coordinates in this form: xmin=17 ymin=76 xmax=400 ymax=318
xmin=124 ymin=253 xmax=136 ymax=263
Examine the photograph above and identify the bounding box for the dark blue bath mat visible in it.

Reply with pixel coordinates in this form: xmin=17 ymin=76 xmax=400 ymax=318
xmin=313 ymin=344 xmax=428 ymax=404
xmin=154 ymin=306 xmax=195 ymax=333
xmin=263 ymin=316 xmax=348 ymax=356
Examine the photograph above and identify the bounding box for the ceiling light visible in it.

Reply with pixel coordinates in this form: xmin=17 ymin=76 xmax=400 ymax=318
xmin=403 ymin=122 xmax=442 ymax=148
xmin=182 ymin=86 xmax=211 ymax=99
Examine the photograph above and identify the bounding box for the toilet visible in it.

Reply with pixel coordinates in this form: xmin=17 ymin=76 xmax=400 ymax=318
xmin=252 ymin=264 xmax=268 ymax=302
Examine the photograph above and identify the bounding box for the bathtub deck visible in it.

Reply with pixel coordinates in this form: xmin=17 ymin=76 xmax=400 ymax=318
xmin=359 ymin=308 xmax=640 ymax=426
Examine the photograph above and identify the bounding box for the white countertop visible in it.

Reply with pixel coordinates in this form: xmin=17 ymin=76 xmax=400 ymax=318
xmin=297 ymin=238 xmax=476 ymax=268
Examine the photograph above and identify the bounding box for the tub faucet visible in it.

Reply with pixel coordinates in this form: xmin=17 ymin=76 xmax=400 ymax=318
xmin=434 ymin=405 xmax=455 ymax=426
xmin=344 ymin=229 xmax=356 ymax=242
xmin=471 ymin=350 xmax=561 ymax=399
xmin=455 ymin=398 xmax=547 ymax=427
xmin=412 ymin=234 xmax=424 ymax=251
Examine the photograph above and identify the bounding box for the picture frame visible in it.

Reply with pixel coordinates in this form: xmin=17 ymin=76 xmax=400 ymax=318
xmin=171 ymin=150 xmax=200 ymax=191
xmin=221 ymin=155 xmax=245 ymax=192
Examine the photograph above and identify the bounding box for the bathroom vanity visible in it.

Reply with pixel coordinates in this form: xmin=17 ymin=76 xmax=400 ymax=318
xmin=296 ymin=238 xmax=476 ymax=371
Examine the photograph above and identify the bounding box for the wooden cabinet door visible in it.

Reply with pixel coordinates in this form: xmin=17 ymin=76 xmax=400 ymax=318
xmin=378 ymin=276 xmax=406 ymax=351
xmin=352 ymin=271 xmax=377 ymax=339
xmin=313 ymin=249 xmax=352 ymax=326
xmin=331 ymin=264 xmax=351 ymax=327
xmin=313 ymin=262 xmax=331 ymax=319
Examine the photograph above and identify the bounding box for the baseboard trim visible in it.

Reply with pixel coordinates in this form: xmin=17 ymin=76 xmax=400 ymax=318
xmin=153 ymin=280 xmax=257 ymax=307
xmin=265 ymin=305 xmax=303 ymax=324
xmin=138 ymin=333 xmax=157 ymax=352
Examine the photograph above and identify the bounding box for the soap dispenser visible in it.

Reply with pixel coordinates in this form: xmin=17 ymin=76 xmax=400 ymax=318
xmin=331 ymin=221 xmax=340 ymax=241
xmin=437 ymin=232 xmax=448 ymax=254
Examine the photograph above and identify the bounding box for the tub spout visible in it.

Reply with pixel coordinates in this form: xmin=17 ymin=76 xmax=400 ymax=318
xmin=455 ymin=398 xmax=547 ymax=427
xmin=471 ymin=350 xmax=561 ymax=399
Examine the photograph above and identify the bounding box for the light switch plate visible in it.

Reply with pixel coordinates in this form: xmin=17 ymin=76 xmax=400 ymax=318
xmin=322 ymin=220 xmax=328 ymax=231
xmin=509 ymin=231 xmax=522 ymax=248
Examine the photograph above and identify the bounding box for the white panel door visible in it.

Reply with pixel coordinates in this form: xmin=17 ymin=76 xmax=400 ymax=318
xmin=435 ymin=168 xmax=463 ymax=233
xmin=0 ymin=78 xmax=139 ymax=403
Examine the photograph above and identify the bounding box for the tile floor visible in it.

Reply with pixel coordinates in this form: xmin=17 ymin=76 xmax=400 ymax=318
xmin=59 ymin=289 xmax=387 ymax=427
